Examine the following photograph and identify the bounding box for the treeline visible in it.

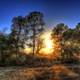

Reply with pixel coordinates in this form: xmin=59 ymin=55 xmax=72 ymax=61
xmin=52 ymin=23 xmax=80 ymax=63
xmin=0 ymin=11 xmax=80 ymax=66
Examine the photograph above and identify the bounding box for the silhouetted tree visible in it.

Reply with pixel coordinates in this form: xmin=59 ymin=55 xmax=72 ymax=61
xmin=26 ymin=11 xmax=45 ymax=55
xmin=11 ymin=16 xmax=27 ymax=58
xmin=63 ymin=28 xmax=74 ymax=40
xmin=76 ymin=23 xmax=80 ymax=30
xmin=0 ymin=33 xmax=9 ymax=64
xmin=51 ymin=23 xmax=68 ymax=60
xmin=52 ymin=23 xmax=68 ymax=35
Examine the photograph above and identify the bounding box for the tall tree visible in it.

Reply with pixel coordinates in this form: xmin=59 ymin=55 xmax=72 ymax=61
xmin=26 ymin=11 xmax=45 ymax=55
xmin=52 ymin=23 xmax=69 ymax=60
xmin=0 ymin=33 xmax=8 ymax=64
xmin=11 ymin=16 xmax=27 ymax=58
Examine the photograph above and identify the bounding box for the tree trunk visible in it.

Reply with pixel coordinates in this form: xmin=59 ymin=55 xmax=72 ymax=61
xmin=16 ymin=26 xmax=21 ymax=60
xmin=1 ymin=50 xmax=5 ymax=65
xmin=33 ymin=27 xmax=36 ymax=55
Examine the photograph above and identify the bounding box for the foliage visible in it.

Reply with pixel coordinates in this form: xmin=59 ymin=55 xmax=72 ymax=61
xmin=52 ymin=23 xmax=80 ymax=63
xmin=0 ymin=12 xmax=80 ymax=66
xmin=26 ymin=11 xmax=45 ymax=55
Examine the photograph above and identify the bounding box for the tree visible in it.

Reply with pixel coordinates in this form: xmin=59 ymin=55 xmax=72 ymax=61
xmin=61 ymin=26 xmax=80 ymax=62
xmin=26 ymin=11 xmax=45 ymax=55
xmin=73 ymin=23 xmax=80 ymax=41
xmin=63 ymin=28 xmax=74 ymax=40
xmin=52 ymin=23 xmax=68 ymax=35
xmin=36 ymin=34 xmax=44 ymax=54
xmin=51 ymin=23 xmax=68 ymax=60
xmin=11 ymin=16 xmax=27 ymax=58
xmin=61 ymin=47 xmax=74 ymax=63
xmin=0 ymin=33 xmax=9 ymax=64
xmin=76 ymin=23 xmax=80 ymax=30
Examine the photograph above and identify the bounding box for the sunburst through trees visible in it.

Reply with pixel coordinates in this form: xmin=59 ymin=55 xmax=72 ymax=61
xmin=0 ymin=11 xmax=80 ymax=66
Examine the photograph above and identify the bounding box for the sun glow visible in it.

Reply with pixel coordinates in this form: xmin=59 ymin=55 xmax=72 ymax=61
xmin=23 ymin=31 xmax=61 ymax=59
xmin=23 ymin=32 xmax=55 ymax=55
xmin=23 ymin=46 xmax=32 ymax=54
xmin=40 ymin=32 xmax=54 ymax=54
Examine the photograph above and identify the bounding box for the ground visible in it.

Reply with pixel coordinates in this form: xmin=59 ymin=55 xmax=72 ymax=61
xmin=0 ymin=64 xmax=79 ymax=80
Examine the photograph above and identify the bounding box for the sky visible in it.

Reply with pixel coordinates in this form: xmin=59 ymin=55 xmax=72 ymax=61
xmin=0 ymin=0 xmax=80 ymax=33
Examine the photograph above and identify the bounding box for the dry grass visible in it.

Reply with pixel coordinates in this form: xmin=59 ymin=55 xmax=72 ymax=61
xmin=0 ymin=64 xmax=79 ymax=80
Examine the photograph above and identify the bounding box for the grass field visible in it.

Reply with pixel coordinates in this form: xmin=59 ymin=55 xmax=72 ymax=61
xmin=0 ymin=64 xmax=79 ymax=80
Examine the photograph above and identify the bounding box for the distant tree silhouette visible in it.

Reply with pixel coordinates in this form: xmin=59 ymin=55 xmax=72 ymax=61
xmin=52 ymin=23 xmax=68 ymax=35
xmin=76 ymin=23 xmax=80 ymax=30
xmin=63 ymin=28 xmax=74 ymax=40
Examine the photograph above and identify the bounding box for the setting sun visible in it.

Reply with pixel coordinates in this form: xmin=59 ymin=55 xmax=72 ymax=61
xmin=23 ymin=31 xmax=61 ymax=60
xmin=40 ymin=32 xmax=54 ymax=54
xmin=23 ymin=32 xmax=54 ymax=55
